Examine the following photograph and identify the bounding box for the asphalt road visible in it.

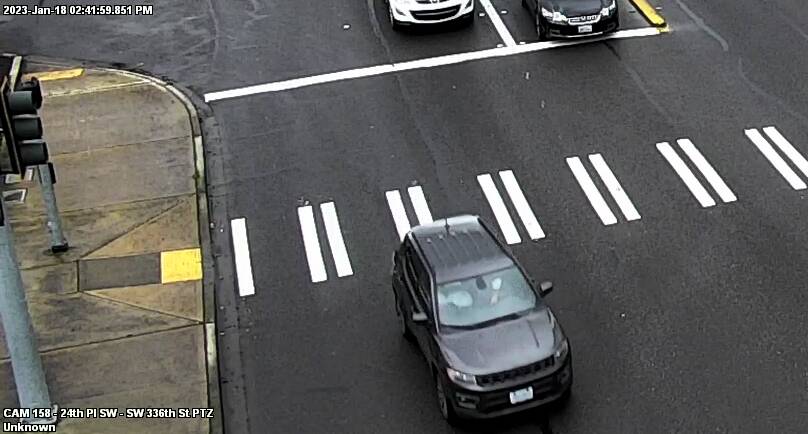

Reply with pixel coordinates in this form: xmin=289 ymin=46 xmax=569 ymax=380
xmin=3 ymin=0 xmax=808 ymax=433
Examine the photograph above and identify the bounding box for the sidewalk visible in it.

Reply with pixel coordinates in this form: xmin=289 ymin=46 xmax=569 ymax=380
xmin=0 ymin=57 xmax=218 ymax=433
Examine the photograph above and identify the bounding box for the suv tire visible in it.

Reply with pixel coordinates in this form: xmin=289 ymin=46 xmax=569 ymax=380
xmin=435 ymin=371 xmax=459 ymax=425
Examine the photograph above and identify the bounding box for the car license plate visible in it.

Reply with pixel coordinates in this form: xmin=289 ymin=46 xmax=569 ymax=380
xmin=509 ymin=386 xmax=534 ymax=404
xmin=578 ymin=25 xmax=593 ymax=33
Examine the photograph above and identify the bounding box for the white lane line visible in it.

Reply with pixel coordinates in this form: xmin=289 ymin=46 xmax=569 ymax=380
xmin=588 ymin=154 xmax=641 ymax=221
xmin=566 ymin=157 xmax=618 ymax=226
xmin=477 ymin=173 xmax=522 ymax=244
xmin=230 ymin=218 xmax=256 ymax=297
xmin=745 ymin=128 xmax=807 ymax=190
xmin=407 ymin=186 xmax=434 ymax=225
xmin=763 ymin=126 xmax=808 ymax=181
xmin=498 ymin=170 xmax=545 ymax=240
xmin=319 ymin=202 xmax=353 ymax=278
xmin=676 ymin=138 xmax=737 ymax=203
xmin=297 ymin=205 xmax=328 ymax=283
xmin=203 ymin=27 xmax=662 ymax=102
xmin=657 ymin=142 xmax=716 ymax=207
xmin=478 ymin=0 xmax=517 ymax=47
xmin=385 ymin=190 xmax=412 ymax=241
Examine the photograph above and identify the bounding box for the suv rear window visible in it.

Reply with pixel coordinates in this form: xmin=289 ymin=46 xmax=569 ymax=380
xmin=435 ymin=265 xmax=537 ymax=328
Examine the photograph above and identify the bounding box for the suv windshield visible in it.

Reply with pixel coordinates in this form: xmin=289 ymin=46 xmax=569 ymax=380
xmin=435 ymin=265 xmax=538 ymax=328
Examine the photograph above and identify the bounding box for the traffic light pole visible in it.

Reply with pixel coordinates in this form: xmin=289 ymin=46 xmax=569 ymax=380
xmin=0 ymin=198 xmax=56 ymax=424
xmin=37 ymin=163 xmax=67 ymax=253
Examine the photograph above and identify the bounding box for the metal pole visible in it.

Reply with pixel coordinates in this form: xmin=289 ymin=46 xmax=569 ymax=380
xmin=0 ymin=197 xmax=56 ymax=424
xmin=38 ymin=163 xmax=68 ymax=253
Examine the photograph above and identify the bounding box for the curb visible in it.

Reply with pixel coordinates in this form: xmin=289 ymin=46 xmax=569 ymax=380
xmin=5 ymin=54 xmax=225 ymax=434
xmin=628 ymin=0 xmax=667 ymax=29
xmin=105 ymin=68 xmax=225 ymax=434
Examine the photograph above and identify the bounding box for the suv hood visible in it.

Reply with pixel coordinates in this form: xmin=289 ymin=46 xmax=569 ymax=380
xmin=543 ymin=0 xmax=607 ymax=16
xmin=438 ymin=307 xmax=561 ymax=375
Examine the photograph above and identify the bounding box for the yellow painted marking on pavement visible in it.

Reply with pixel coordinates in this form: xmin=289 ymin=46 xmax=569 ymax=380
xmin=22 ymin=68 xmax=85 ymax=82
xmin=629 ymin=0 xmax=667 ymax=27
xmin=161 ymin=248 xmax=202 ymax=283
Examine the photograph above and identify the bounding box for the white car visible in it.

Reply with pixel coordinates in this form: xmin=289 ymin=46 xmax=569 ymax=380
xmin=385 ymin=0 xmax=475 ymax=29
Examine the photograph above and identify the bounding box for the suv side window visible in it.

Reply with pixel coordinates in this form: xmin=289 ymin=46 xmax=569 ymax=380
xmin=402 ymin=243 xmax=418 ymax=286
xmin=412 ymin=257 xmax=432 ymax=305
xmin=404 ymin=244 xmax=432 ymax=315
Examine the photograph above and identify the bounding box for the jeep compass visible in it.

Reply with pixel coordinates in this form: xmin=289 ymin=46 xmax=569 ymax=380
xmin=391 ymin=215 xmax=572 ymax=423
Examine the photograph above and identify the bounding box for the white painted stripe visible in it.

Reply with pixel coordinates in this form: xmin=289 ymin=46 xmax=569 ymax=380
xmin=407 ymin=186 xmax=434 ymax=225
xmin=230 ymin=218 xmax=255 ymax=297
xmin=297 ymin=205 xmax=328 ymax=283
xmin=319 ymin=202 xmax=353 ymax=278
xmin=566 ymin=157 xmax=618 ymax=225
xmin=745 ymin=129 xmax=807 ymax=190
xmin=588 ymin=154 xmax=641 ymax=221
xmin=203 ymin=27 xmax=662 ymax=102
xmin=385 ymin=190 xmax=412 ymax=241
xmin=763 ymin=126 xmax=808 ymax=181
xmin=478 ymin=0 xmax=517 ymax=47
xmin=498 ymin=170 xmax=545 ymax=240
xmin=656 ymin=142 xmax=716 ymax=207
xmin=676 ymin=138 xmax=737 ymax=203
xmin=477 ymin=173 xmax=522 ymax=244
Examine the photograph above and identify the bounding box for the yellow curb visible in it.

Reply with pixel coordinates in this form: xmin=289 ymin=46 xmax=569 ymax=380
xmin=629 ymin=0 xmax=667 ymax=27
xmin=22 ymin=68 xmax=85 ymax=82
xmin=161 ymin=248 xmax=202 ymax=283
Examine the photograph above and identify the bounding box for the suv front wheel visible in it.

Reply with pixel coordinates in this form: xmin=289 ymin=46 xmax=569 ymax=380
xmin=535 ymin=13 xmax=547 ymax=40
xmin=435 ymin=371 xmax=459 ymax=425
xmin=387 ymin=1 xmax=403 ymax=30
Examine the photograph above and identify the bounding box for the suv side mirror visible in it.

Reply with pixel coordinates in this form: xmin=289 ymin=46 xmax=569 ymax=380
xmin=539 ymin=281 xmax=553 ymax=296
xmin=412 ymin=311 xmax=428 ymax=324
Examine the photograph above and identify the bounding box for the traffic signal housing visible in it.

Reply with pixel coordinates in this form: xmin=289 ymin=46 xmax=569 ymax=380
xmin=0 ymin=75 xmax=49 ymax=175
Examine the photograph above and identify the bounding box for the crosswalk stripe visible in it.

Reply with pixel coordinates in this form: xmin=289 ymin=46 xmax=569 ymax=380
xmin=407 ymin=186 xmax=434 ymax=225
xmin=477 ymin=173 xmax=522 ymax=244
xmin=745 ymin=128 xmax=807 ymax=190
xmin=320 ymin=202 xmax=353 ymax=278
xmin=763 ymin=126 xmax=808 ymax=181
xmin=230 ymin=218 xmax=255 ymax=297
xmin=566 ymin=157 xmax=618 ymax=226
xmin=297 ymin=205 xmax=328 ymax=283
xmin=676 ymin=139 xmax=737 ymax=203
xmin=588 ymin=154 xmax=641 ymax=221
xmin=657 ymin=142 xmax=716 ymax=207
xmin=498 ymin=170 xmax=545 ymax=240
xmin=385 ymin=190 xmax=412 ymax=241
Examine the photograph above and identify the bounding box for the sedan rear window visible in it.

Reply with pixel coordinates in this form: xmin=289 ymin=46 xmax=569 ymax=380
xmin=436 ymin=266 xmax=537 ymax=328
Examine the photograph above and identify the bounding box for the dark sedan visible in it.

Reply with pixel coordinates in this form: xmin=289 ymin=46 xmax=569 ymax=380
xmin=392 ymin=215 xmax=573 ymax=424
xmin=522 ymin=0 xmax=619 ymax=40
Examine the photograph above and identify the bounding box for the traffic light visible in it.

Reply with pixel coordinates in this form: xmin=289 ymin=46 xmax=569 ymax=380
xmin=0 ymin=75 xmax=49 ymax=175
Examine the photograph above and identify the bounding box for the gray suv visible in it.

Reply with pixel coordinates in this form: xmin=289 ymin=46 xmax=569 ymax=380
xmin=391 ymin=215 xmax=572 ymax=424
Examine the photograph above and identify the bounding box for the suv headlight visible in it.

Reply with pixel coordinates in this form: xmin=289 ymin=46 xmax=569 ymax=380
xmin=601 ymin=0 xmax=616 ymax=16
xmin=542 ymin=8 xmax=567 ymax=23
xmin=553 ymin=339 xmax=569 ymax=362
xmin=446 ymin=367 xmax=477 ymax=386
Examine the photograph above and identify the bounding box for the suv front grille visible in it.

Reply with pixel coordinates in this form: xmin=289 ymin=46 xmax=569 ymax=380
xmin=411 ymin=6 xmax=460 ymax=20
xmin=477 ymin=357 xmax=555 ymax=386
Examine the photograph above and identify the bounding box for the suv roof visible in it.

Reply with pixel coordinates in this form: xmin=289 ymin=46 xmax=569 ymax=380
xmin=409 ymin=215 xmax=514 ymax=284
